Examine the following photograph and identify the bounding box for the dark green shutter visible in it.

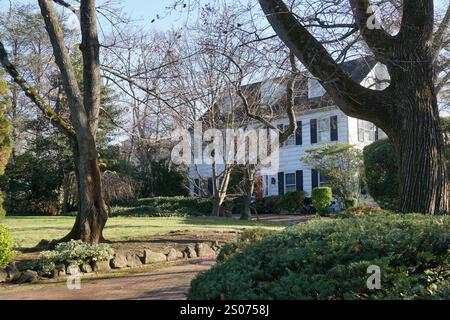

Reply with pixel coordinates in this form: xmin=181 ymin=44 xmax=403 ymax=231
xmin=278 ymin=172 xmax=285 ymax=196
xmin=310 ymin=119 xmax=317 ymax=144
xmin=312 ymin=170 xmax=319 ymax=190
xmin=296 ymin=121 xmax=303 ymax=145
xmin=331 ymin=116 xmax=338 ymax=141
xmin=296 ymin=170 xmax=304 ymax=191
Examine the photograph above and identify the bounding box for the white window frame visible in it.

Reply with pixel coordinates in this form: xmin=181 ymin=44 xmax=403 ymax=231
xmin=318 ymin=118 xmax=330 ymax=143
xmin=285 ymin=173 xmax=297 ymax=194
xmin=319 ymin=173 xmax=330 ymax=188
xmin=358 ymin=120 xmax=375 ymax=143
xmin=280 ymin=124 xmax=296 ymax=146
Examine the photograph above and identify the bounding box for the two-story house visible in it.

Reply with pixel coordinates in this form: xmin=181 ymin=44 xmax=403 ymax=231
xmin=188 ymin=56 xmax=389 ymax=199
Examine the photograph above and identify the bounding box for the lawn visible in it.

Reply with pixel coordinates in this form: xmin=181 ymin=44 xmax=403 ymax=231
xmin=3 ymin=216 xmax=289 ymax=249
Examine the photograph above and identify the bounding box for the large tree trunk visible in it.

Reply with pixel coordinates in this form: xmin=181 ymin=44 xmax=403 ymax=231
xmin=212 ymin=198 xmax=222 ymax=217
xmin=390 ymin=70 xmax=449 ymax=214
xmin=60 ymin=137 xmax=108 ymax=243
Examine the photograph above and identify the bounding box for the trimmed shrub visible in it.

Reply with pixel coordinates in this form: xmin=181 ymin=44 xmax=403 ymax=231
xmin=35 ymin=240 xmax=114 ymax=275
xmin=0 ymin=225 xmax=14 ymax=268
xmin=312 ymin=187 xmax=333 ymax=212
xmin=363 ymin=139 xmax=400 ymax=210
xmin=188 ymin=213 xmax=450 ymax=300
xmin=274 ymin=191 xmax=308 ymax=214
xmin=217 ymin=228 xmax=277 ymax=264
xmin=111 ymin=197 xmax=212 ymax=217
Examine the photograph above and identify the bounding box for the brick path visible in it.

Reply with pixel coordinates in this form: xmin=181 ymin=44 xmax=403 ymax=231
xmin=0 ymin=260 xmax=214 ymax=300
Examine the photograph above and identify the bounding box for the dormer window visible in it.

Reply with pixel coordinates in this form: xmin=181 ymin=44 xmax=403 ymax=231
xmin=308 ymin=79 xmax=326 ymax=99
xmin=260 ymin=80 xmax=286 ymax=106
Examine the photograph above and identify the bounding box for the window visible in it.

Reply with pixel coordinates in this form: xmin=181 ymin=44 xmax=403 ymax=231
xmin=358 ymin=120 xmax=375 ymax=143
xmin=285 ymin=173 xmax=296 ymax=193
xmin=279 ymin=124 xmax=296 ymax=146
xmin=319 ymin=173 xmax=330 ymax=188
xmin=265 ymin=176 xmax=269 ymax=197
xmin=318 ymin=118 xmax=330 ymax=143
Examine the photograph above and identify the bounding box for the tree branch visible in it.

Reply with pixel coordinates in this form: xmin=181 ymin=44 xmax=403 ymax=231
xmin=348 ymin=0 xmax=395 ymax=61
xmin=38 ymin=0 xmax=87 ymax=131
xmin=0 ymin=41 xmax=76 ymax=140
xmin=432 ymin=3 xmax=450 ymax=61
xmin=258 ymin=0 xmax=388 ymax=121
xmin=80 ymin=0 xmax=101 ymax=133
xmin=399 ymin=0 xmax=434 ymax=47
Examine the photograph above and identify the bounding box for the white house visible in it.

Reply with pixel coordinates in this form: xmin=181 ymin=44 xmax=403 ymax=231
xmin=188 ymin=57 xmax=389 ymax=199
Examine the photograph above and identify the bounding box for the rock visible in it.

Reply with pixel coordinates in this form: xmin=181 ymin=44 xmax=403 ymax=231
xmin=111 ymin=252 xmax=129 ymax=269
xmin=93 ymin=260 xmax=111 ymax=273
xmin=195 ymin=243 xmax=217 ymax=258
xmin=51 ymin=267 xmax=66 ymax=279
xmin=16 ymin=270 xmax=39 ymax=284
xmin=0 ymin=269 xmax=7 ymax=283
xmin=166 ymin=248 xmax=184 ymax=261
xmin=5 ymin=263 xmax=20 ymax=282
xmin=185 ymin=246 xmax=198 ymax=259
xmin=126 ymin=253 xmax=143 ymax=268
xmin=143 ymin=250 xmax=167 ymax=264
xmin=80 ymin=263 xmax=93 ymax=274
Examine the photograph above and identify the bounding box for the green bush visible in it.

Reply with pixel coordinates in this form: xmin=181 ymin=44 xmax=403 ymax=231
xmin=0 ymin=193 xmax=5 ymax=220
xmin=217 ymin=228 xmax=277 ymax=264
xmin=312 ymin=187 xmax=333 ymax=212
xmin=363 ymin=139 xmax=400 ymax=210
xmin=36 ymin=240 xmax=113 ymax=275
xmin=188 ymin=213 xmax=450 ymax=300
xmin=111 ymin=197 xmax=212 ymax=217
xmin=344 ymin=198 xmax=358 ymax=209
xmin=0 ymin=225 xmax=14 ymax=268
xmin=274 ymin=191 xmax=308 ymax=214
xmin=255 ymin=196 xmax=281 ymax=214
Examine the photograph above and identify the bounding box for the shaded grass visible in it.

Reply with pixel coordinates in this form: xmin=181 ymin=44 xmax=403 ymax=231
xmin=3 ymin=216 xmax=288 ymax=249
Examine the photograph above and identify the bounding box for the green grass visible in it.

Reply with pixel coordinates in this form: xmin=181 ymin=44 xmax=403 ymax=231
xmin=3 ymin=216 xmax=288 ymax=249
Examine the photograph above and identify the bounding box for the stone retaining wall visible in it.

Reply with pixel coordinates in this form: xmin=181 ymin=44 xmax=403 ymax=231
xmin=0 ymin=241 xmax=222 ymax=285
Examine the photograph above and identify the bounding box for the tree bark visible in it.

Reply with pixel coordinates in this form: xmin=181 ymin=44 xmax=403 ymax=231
xmin=60 ymin=139 xmax=108 ymax=243
xmin=389 ymin=70 xmax=448 ymax=214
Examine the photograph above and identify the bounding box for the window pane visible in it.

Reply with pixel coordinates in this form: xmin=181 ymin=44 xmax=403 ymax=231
xmin=319 ymin=131 xmax=329 ymax=142
xmin=285 ymin=173 xmax=296 ymax=185
xmin=286 ymin=185 xmax=296 ymax=193
xmin=319 ymin=119 xmax=329 ymax=131
xmin=358 ymin=129 xmax=365 ymax=142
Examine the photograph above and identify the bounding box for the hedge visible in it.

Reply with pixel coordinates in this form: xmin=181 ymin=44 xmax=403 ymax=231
xmin=189 ymin=213 xmax=450 ymax=300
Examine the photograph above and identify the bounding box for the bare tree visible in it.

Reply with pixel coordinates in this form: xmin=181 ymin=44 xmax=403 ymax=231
xmin=1 ymin=0 xmax=108 ymax=243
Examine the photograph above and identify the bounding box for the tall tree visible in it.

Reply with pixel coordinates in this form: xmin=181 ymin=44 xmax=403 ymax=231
xmin=258 ymin=0 xmax=449 ymax=214
xmin=0 ymin=73 xmax=11 ymax=219
xmin=0 ymin=0 xmax=108 ymax=242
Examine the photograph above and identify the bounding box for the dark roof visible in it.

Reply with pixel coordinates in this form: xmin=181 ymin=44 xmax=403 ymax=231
xmin=199 ymin=56 xmax=378 ymax=127
xmin=340 ymin=56 xmax=377 ymax=83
